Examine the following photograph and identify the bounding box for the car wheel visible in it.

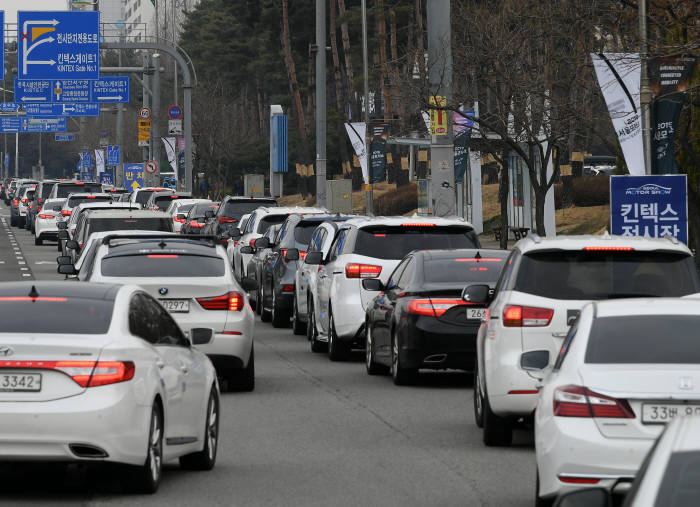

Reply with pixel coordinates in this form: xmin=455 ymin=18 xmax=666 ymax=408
xmin=482 ymin=381 xmax=513 ymax=447
xmin=327 ymin=310 xmax=349 ymax=361
xmin=9 ymin=215 xmax=16 ymax=227
xmin=126 ymin=403 xmax=163 ymax=494
xmin=365 ymin=320 xmax=388 ymax=375
xmin=535 ymin=471 xmax=555 ymax=507
xmin=260 ymin=284 xmax=272 ymax=323
xmin=179 ymin=388 xmax=219 ymax=470
xmin=255 ymin=285 xmax=262 ymax=315
xmin=309 ymin=301 xmax=326 ymax=352
xmin=473 ymin=365 xmax=484 ymax=428
xmin=34 ymin=236 xmax=42 ymax=246
xmin=391 ymin=332 xmax=417 ymax=385
xmin=17 ymin=217 xmax=25 ymax=228
xmin=291 ymin=295 xmax=306 ymax=335
xmin=228 ymin=345 xmax=255 ymax=392
xmin=31 ymin=222 xmax=35 ymax=234
xmin=271 ymin=289 xmax=290 ymax=328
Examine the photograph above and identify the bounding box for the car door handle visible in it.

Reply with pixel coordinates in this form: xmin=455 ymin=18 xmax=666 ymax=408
xmin=156 ymin=360 xmax=165 ymax=369
xmin=551 ymin=332 xmax=568 ymax=338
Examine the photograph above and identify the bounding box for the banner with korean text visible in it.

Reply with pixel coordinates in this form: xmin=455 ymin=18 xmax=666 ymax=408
xmin=610 ymin=175 xmax=687 ymax=244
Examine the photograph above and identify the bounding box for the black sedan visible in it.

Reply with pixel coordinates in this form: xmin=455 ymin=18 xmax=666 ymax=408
xmin=363 ymin=248 xmax=508 ymax=385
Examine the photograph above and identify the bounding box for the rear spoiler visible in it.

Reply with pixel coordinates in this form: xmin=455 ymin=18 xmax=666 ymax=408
xmin=102 ymin=234 xmax=219 ymax=247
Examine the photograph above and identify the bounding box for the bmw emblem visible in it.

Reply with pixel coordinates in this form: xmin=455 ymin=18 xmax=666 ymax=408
xmin=159 ymin=287 xmax=168 ymax=296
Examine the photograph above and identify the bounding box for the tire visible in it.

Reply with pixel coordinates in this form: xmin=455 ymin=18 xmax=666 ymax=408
xmin=255 ymin=286 xmax=262 ymax=315
xmin=327 ymin=310 xmax=349 ymax=361
xmin=18 ymin=217 xmax=25 ymax=228
xmin=309 ymin=301 xmax=326 ymax=353
xmin=31 ymin=221 xmax=35 ymax=234
xmin=10 ymin=215 xmax=16 ymax=227
xmin=391 ymin=332 xmax=417 ymax=385
xmin=180 ymin=389 xmax=219 ymax=470
xmin=271 ymin=290 xmax=290 ymax=328
xmin=473 ymin=366 xmax=484 ymax=429
xmin=34 ymin=236 xmax=42 ymax=246
xmin=535 ymin=472 xmax=555 ymax=507
xmin=227 ymin=345 xmax=255 ymax=392
xmin=365 ymin=320 xmax=387 ymax=375
xmin=482 ymin=382 xmax=513 ymax=447
xmin=125 ymin=403 xmax=163 ymax=494
xmin=260 ymin=284 xmax=272 ymax=323
xmin=57 ymin=241 xmax=63 ymax=252
xmin=291 ymin=295 xmax=306 ymax=335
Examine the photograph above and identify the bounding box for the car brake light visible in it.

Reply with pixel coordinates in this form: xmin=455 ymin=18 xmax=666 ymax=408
xmin=0 ymin=360 xmax=134 ymax=387
xmin=13 ymin=199 xmax=18 ymax=206
xmin=407 ymin=298 xmax=468 ymax=317
xmin=401 ymin=223 xmax=435 ymax=227
xmin=558 ymin=476 xmax=601 ymax=485
xmin=249 ymin=239 xmax=256 ymax=247
xmin=282 ymin=284 xmax=295 ymax=293
xmin=75 ymin=182 xmax=85 ymax=185
xmin=147 ymin=254 xmax=179 ymax=258
xmin=86 ymin=195 xmax=96 ymax=199
xmin=190 ymin=220 xmax=204 ymax=228
xmin=170 ymin=195 xmax=179 ymax=199
xmin=197 ymin=291 xmax=244 ymax=311
xmin=218 ymin=217 xmax=237 ymax=224
xmin=553 ymin=385 xmax=635 ymax=418
xmin=582 ymin=246 xmax=635 ymax=251
xmin=455 ymin=258 xmax=503 ymax=262
xmin=38 ymin=214 xmax=54 ymax=219
xmin=345 ymin=263 xmax=382 ymax=279
xmin=299 ymin=250 xmax=307 ymax=259
xmin=21 ymin=198 xmax=28 ymax=203
xmin=174 ymin=216 xmax=186 ymax=223
xmin=502 ymin=305 xmax=553 ymax=327
xmin=61 ymin=210 xmax=72 ymax=216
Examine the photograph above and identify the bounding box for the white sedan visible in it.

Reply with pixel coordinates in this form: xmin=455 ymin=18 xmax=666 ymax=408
xmin=535 ymin=298 xmax=700 ymax=505
xmin=0 ymin=281 xmax=219 ymax=494
xmin=34 ymin=198 xmax=65 ymax=245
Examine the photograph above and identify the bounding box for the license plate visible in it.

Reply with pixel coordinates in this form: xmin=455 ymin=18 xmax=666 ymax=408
xmin=159 ymin=299 xmax=190 ymax=313
xmin=467 ymin=308 xmax=487 ymax=320
xmin=642 ymin=403 xmax=700 ymax=424
xmin=0 ymin=373 xmax=42 ymax=392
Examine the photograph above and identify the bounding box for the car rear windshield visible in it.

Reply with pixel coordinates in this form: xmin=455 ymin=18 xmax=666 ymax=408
xmin=354 ymin=226 xmax=479 ymax=260
xmin=222 ymin=200 xmax=277 ymax=219
xmin=154 ymin=195 xmax=180 ymax=209
xmin=67 ymin=195 xmax=112 ymax=207
xmin=177 ymin=204 xmax=195 ymax=216
xmin=40 ymin=184 xmax=55 ymax=199
xmin=190 ymin=203 xmax=218 ymax=218
xmin=586 ymin=315 xmax=700 ymax=364
xmin=514 ymin=251 xmax=700 ymax=300
xmin=25 ymin=191 xmax=35 ymax=200
xmin=135 ymin=191 xmax=158 ymax=206
xmin=653 ymin=451 xmax=700 ymax=507
xmin=101 ymin=254 xmax=225 ymax=277
xmin=88 ymin=217 xmax=173 ymax=234
xmin=257 ymin=215 xmax=288 ymax=234
xmin=425 ymin=255 xmax=507 ymax=283
xmin=294 ymin=222 xmax=319 ymax=247
xmin=0 ymin=297 xmax=113 ymax=334
xmin=56 ymin=183 xmax=102 ymax=198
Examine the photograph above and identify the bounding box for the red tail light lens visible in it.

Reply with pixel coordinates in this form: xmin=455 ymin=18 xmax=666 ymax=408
xmin=401 ymin=223 xmax=435 ymax=227
xmin=197 ymin=291 xmax=244 ymax=311
xmin=189 ymin=220 xmax=203 ymax=228
xmin=86 ymin=195 xmax=96 ymax=199
xmin=502 ymin=305 xmax=553 ymax=327
xmin=345 ymin=263 xmax=382 ymax=279
xmin=38 ymin=214 xmax=55 ymax=219
xmin=282 ymin=284 xmax=295 ymax=293
xmin=407 ymin=298 xmax=468 ymax=317
xmin=249 ymin=239 xmax=256 ymax=247
xmin=582 ymin=246 xmax=634 ymax=251
xmin=299 ymin=250 xmax=307 ymax=260
xmin=13 ymin=200 xmax=18 ymax=206
xmin=218 ymin=216 xmax=237 ymax=224
xmin=553 ymin=385 xmax=635 ymax=418
xmin=558 ymin=476 xmax=601 ymax=484
xmin=61 ymin=210 xmax=72 ymax=216
xmin=0 ymin=360 xmax=135 ymax=388
xmin=21 ymin=198 xmax=28 ymax=203
xmin=174 ymin=216 xmax=186 ymax=223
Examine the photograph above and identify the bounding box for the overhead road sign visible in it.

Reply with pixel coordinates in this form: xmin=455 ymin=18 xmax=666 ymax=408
xmin=18 ymin=11 xmax=100 ymax=80
xmin=107 ymin=145 xmax=120 ymax=166
xmin=15 ymin=77 xmax=130 ymax=104
xmin=124 ymin=163 xmax=145 ymax=190
xmin=23 ymin=103 xmax=99 ymax=117
xmin=55 ymin=134 xmax=75 ymax=142
xmin=0 ymin=116 xmax=67 ymax=133
xmin=0 ymin=102 xmax=19 ymax=113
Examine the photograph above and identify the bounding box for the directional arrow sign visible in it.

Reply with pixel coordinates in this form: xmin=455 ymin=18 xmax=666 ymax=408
xmin=92 ymin=76 xmax=129 ymax=103
xmin=0 ymin=102 xmax=19 ymax=113
xmin=124 ymin=163 xmax=145 ymax=190
xmin=15 ymin=77 xmax=129 ymax=104
xmin=18 ymin=11 xmax=100 ymax=80
xmin=0 ymin=116 xmax=67 ymax=133
xmin=14 ymin=79 xmax=52 ymax=103
xmin=23 ymin=103 xmax=99 ymax=117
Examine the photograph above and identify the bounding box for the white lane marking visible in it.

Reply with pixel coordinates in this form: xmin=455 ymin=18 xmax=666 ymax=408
xmin=34 ymin=261 xmax=55 ymax=265
xmin=22 ymin=274 xmax=31 ymax=277
xmin=20 ymin=268 xmax=29 ymax=271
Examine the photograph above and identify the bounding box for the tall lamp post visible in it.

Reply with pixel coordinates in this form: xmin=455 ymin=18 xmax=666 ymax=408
xmin=361 ymin=0 xmax=372 ymax=215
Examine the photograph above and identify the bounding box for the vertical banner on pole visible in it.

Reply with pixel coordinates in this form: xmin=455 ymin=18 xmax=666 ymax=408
xmin=369 ymin=122 xmax=389 ymax=184
xmin=95 ymin=149 xmax=105 ymax=177
xmin=345 ymin=122 xmax=368 ymax=184
xmin=453 ymin=111 xmax=473 ymax=184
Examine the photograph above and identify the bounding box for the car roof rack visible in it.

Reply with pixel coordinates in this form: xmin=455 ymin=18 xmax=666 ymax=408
xmin=102 ymin=234 xmax=219 ymax=247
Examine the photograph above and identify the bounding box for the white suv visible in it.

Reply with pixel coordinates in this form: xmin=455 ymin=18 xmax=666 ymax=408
xmin=304 ymin=216 xmax=480 ymax=360
xmin=467 ymin=233 xmax=700 ymax=447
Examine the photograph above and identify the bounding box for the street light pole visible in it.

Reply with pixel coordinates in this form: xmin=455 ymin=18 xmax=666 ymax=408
xmin=638 ymin=0 xmax=653 ymax=175
xmin=361 ymin=0 xmax=372 ymax=215
xmin=315 ymin=0 xmax=327 ymax=207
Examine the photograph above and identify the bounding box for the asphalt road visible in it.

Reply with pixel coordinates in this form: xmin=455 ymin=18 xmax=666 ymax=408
xmin=0 ymin=203 xmax=534 ymax=506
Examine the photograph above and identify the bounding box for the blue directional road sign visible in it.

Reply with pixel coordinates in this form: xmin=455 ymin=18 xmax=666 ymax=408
xmin=0 ymin=102 xmax=19 ymax=113
xmin=80 ymin=171 xmax=95 ymax=182
xmin=18 ymin=11 xmax=100 ymax=80
xmin=15 ymin=77 xmax=130 ymax=104
xmin=55 ymin=134 xmax=75 ymax=142
xmin=23 ymin=103 xmax=99 ymax=117
xmin=107 ymin=145 xmax=120 ymax=166
xmin=80 ymin=151 xmax=93 ymax=169
xmin=0 ymin=12 xmax=4 ymax=80
xmin=124 ymin=163 xmax=145 ymax=191
xmin=93 ymin=76 xmax=129 ymax=103
xmin=100 ymin=172 xmax=114 ymax=185
xmin=0 ymin=116 xmax=67 ymax=133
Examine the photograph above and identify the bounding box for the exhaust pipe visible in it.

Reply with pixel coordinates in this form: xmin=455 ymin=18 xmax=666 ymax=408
xmin=424 ymin=354 xmax=447 ymax=363
xmin=69 ymin=444 xmax=109 ymax=459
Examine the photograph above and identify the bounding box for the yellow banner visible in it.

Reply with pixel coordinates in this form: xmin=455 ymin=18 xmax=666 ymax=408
xmin=429 ymin=95 xmax=447 ymax=135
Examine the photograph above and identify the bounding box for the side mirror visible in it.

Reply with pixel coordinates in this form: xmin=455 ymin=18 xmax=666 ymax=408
xmin=285 ymin=248 xmax=300 ymax=261
xmin=240 ymin=245 xmax=254 ymax=255
xmin=56 ymin=255 xmax=72 ymax=265
xmin=241 ymin=277 xmax=258 ymax=292
xmin=362 ymin=279 xmax=384 ymax=291
xmin=190 ymin=328 xmax=213 ymax=345
xmin=204 ymin=210 xmax=215 ymax=219
xmin=53 ymin=205 xmax=62 ymax=212
xmin=57 ymin=230 xmax=69 ymax=240
xmin=57 ymin=264 xmax=77 ymax=275
xmin=65 ymin=240 xmax=79 ymax=250
xmin=57 ymin=221 xmax=68 ymax=230
xmin=553 ymin=488 xmax=611 ymax=507
xmin=520 ymin=350 xmax=550 ymax=372
xmin=254 ymin=237 xmax=269 ymax=249
xmin=462 ymin=284 xmax=493 ymax=304
xmin=304 ymin=251 xmax=324 ymax=265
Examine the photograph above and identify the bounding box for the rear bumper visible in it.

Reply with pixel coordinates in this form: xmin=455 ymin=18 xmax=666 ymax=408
xmin=400 ymin=317 xmax=480 ymax=371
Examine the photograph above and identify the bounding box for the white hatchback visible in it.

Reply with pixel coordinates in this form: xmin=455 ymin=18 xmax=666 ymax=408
xmin=535 ymin=298 xmax=700 ymax=505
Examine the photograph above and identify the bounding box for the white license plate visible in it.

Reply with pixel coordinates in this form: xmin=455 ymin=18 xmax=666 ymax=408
xmin=160 ymin=299 xmax=190 ymax=313
xmin=642 ymin=403 xmax=700 ymax=424
xmin=0 ymin=373 xmax=42 ymax=392
xmin=467 ymin=308 xmax=487 ymax=320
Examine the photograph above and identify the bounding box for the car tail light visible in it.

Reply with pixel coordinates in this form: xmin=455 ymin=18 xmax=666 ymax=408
xmin=401 ymin=223 xmax=435 ymax=227
xmin=407 ymin=298 xmax=467 ymax=317
xmin=0 ymin=360 xmax=134 ymax=387
xmin=553 ymin=385 xmax=635 ymax=418
xmin=13 ymin=199 xmax=18 ymax=206
xmin=345 ymin=263 xmax=382 ymax=279
xmin=558 ymin=476 xmax=601 ymax=485
xmin=147 ymin=254 xmax=179 ymax=259
xmin=299 ymin=250 xmax=307 ymax=260
xmin=189 ymin=220 xmax=204 ymax=228
xmin=170 ymin=195 xmax=179 ymax=199
xmin=75 ymin=182 xmax=85 ymax=185
xmin=222 ymin=331 xmax=242 ymax=335
xmin=249 ymin=239 xmax=256 ymax=247
xmin=282 ymin=284 xmax=295 ymax=293
xmin=197 ymin=291 xmax=244 ymax=311
xmin=38 ymin=214 xmax=54 ymax=219
xmin=86 ymin=195 xmax=96 ymax=199
xmin=218 ymin=216 xmax=237 ymax=224
xmin=174 ymin=216 xmax=186 ymax=223
xmin=582 ymin=246 xmax=634 ymax=251
xmin=21 ymin=198 xmax=28 ymax=203
xmin=502 ymin=305 xmax=553 ymax=327
xmin=61 ymin=210 xmax=72 ymax=216
xmin=454 ymin=258 xmax=503 ymax=262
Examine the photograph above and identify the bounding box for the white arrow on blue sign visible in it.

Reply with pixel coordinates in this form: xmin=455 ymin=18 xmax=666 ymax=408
xmin=14 ymin=77 xmax=130 ymax=104
xmin=0 ymin=116 xmax=67 ymax=133
xmin=23 ymin=103 xmax=99 ymax=117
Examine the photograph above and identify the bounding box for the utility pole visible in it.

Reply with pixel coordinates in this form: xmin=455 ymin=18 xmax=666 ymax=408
xmin=116 ymin=49 xmax=124 ymax=187
xmin=361 ymin=0 xmax=372 ymax=215
xmin=38 ymin=133 xmax=43 ymax=180
xmin=142 ymin=53 xmax=151 ymax=165
xmin=152 ymin=53 xmax=162 ymax=186
xmin=315 ymin=0 xmax=327 ymax=207
xmin=638 ymin=0 xmax=653 ymax=175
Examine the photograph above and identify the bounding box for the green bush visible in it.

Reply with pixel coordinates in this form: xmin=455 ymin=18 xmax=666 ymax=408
xmin=374 ymin=183 xmax=418 ymax=216
xmin=572 ymin=176 xmax=610 ymax=207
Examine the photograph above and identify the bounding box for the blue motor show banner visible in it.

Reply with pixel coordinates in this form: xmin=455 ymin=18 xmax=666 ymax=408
xmin=610 ymin=175 xmax=688 ymax=244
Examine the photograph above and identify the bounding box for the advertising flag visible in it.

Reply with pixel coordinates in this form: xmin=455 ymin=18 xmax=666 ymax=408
xmin=162 ymin=137 xmax=178 ymax=179
xmin=345 ymin=122 xmax=368 ymax=184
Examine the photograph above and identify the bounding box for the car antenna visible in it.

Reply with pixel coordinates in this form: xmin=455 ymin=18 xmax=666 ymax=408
xmin=158 ymin=240 xmax=167 ymax=249
xmin=28 ymin=285 xmax=39 ymax=299
xmin=474 ymin=251 xmax=482 ymax=262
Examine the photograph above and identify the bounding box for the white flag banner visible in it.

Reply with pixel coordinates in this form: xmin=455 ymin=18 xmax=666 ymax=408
xmin=344 ymin=122 xmax=368 ymax=184
xmin=591 ymin=53 xmax=645 ymax=176
xmin=421 ymin=111 xmax=431 ymax=133
xmin=162 ymin=137 xmax=178 ymax=180
xmin=94 ymin=149 xmax=105 ymax=175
